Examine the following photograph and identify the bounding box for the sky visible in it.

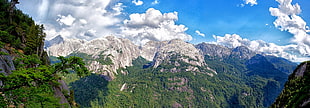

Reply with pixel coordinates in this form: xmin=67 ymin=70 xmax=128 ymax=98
xmin=16 ymin=0 xmax=310 ymax=62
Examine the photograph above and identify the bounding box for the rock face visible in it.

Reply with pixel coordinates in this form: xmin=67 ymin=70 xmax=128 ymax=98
xmin=140 ymin=40 xmax=166 ymax=61
xmin=0 ymin=49 xmax=15 ymax=76
xmin=195 ymin=43 xmax=231 ymax=58
xmin=195 ymin=43 xmax=256 ymax=60
xmin=151 ymin=39 xmax=206 ymax=68
xmin=0 ymin=49 xmax=16 ymax=87
xmin=231 ymin=46 xmax=256 ymax=59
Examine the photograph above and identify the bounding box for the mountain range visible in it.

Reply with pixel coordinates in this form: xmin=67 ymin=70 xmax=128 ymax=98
xmin=46 ymin=36 xmax=298 ymax=107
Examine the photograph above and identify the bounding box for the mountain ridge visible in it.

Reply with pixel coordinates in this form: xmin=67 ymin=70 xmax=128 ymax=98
xmin=46 ymin=35 xmax=301 ymax=107
xmin=47 ymin=35 xmax=297 ymax=80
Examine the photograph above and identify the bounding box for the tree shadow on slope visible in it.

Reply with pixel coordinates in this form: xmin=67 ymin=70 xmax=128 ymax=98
xmin=69 ymin=74 xmax=109 ymax=107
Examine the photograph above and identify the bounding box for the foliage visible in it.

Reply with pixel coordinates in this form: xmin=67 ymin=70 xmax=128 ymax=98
xmin=0 ymin=1 xmax=90 ymax=106
xmin=271 ymin=61 xmax=310 ymax=108
xmin=53 ymin=56 xmax=90 ymax=77
xmin=64 ymin=74 xmax=109 ymax=108
xmin=68 ymin=52 xmax=114 ymax=65
xmin=0 ymin=55 xmax=90 ymax=107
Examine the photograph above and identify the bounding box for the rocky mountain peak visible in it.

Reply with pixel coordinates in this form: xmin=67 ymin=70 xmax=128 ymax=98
xmin=195 ymin=43 xmax=231 ymax=58
xmin=152 ymin=39 xmax=206 ymax=68
xmin=231 ymin=46 xmax=256 ymax=59
xmin=45 ymin=35 xmax=64 ymax=48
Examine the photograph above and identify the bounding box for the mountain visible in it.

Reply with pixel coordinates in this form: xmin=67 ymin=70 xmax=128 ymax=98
xmin=271 ymin=61 xmax=310 ymax=108
xmin=47 ymin=37 xmax=216 ymax=80
xmin=44 ymin=35 xmax=64 ymax=48
xmin=47 ymin=36 xmax=298 ymax=107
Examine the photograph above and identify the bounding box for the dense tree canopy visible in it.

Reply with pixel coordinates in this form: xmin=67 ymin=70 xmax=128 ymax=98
xmin=0 ymin=0 xmax=90 ymax=107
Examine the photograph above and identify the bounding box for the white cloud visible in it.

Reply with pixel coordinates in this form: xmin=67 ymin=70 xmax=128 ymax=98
xmin=195 ymin=30 xmax=205 ymax=37
xmin=152 ymin=0 xmax=159 ymax=5
xmin=269 ymin=0 xmax=310 ymax=45
xmin=212 ymin=34 xmax=310 ymax=62
xmin=268 ymin=0 xmax=310 ymax=62
xmin=30 ymin=0 xmax=124 ymax=40
xmin=38 ymin=0 xmax=49 ymax=20
xmin=132 ymin=0 xmax=143 ymax=6
xmin=242 ymin=0 xmax=257 ymax=6
xmin=120 ymin=8 xmax=192 ymax=45
xmin=56 ymin=14 xmax=76 ymax=26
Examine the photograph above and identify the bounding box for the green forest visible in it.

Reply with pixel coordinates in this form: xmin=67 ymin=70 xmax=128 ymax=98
xmin=0 ymin=0 xmax=89 ymax=107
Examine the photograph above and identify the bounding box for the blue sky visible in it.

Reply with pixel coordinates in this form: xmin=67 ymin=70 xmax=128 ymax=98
xmin=17 ymin=0 xmax=310 ymax=62
xmin=121 ymin=0 xmax=310 ymax=45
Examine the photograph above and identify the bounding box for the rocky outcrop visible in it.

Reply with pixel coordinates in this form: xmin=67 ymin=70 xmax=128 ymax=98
xmin=0 ymin=49 xmax=15 ymax=76
xmin=152 ymin=39 xmax=206 ymax=68
xmin=140 ymin=40 xmax=166 ymax=61
xmin=53 ymin=80 xmax=71 ymax=107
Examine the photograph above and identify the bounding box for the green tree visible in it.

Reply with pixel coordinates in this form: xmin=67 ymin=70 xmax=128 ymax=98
xmin=0 ymin=56 xmax=90 ymax=107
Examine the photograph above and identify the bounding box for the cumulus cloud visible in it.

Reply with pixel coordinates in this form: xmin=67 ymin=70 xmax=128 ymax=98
xmin=152 ymin=0 xmax=159 ymax=5
xmin=213 ymin=34 xmax=310 ymax=62
xmin=120 ymin=8 xmax=192 ymax=45
xmin=29 ymin=0 xmax=123 ymax=40
xmin=269 ymin=0 xmax=310 ymax=45
xmin=195 ymin=30 xmax=205 ymax=37
xmin=38 ymin=0 xmax=49 ymax=20
xmin=132 ymin=0 xmax=143 ymax=6
xmin=242 ymin=0 xmax=257 ymax=6
xmin=268 ymin=0 xmax=310 ymax=62
xmin=56 ymin=14 xmax=76 ymax=26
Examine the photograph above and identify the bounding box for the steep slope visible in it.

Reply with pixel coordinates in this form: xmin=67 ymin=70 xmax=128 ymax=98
xmin=271 ymin=61 xmax=310 ymax=108
xmin=245 ymin=54 xmax=288 ymax=106
xmin=265 ymin=55 xmax=297 ymax=74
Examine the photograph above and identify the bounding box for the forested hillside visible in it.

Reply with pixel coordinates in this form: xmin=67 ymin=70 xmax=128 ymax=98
xmin=0 ymin=0 xmax=89 ymax=107
xmin=271 ymin=61 xmax=310 ymax=108
xmin=61 ymin=49 xmax=296 ymax=107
